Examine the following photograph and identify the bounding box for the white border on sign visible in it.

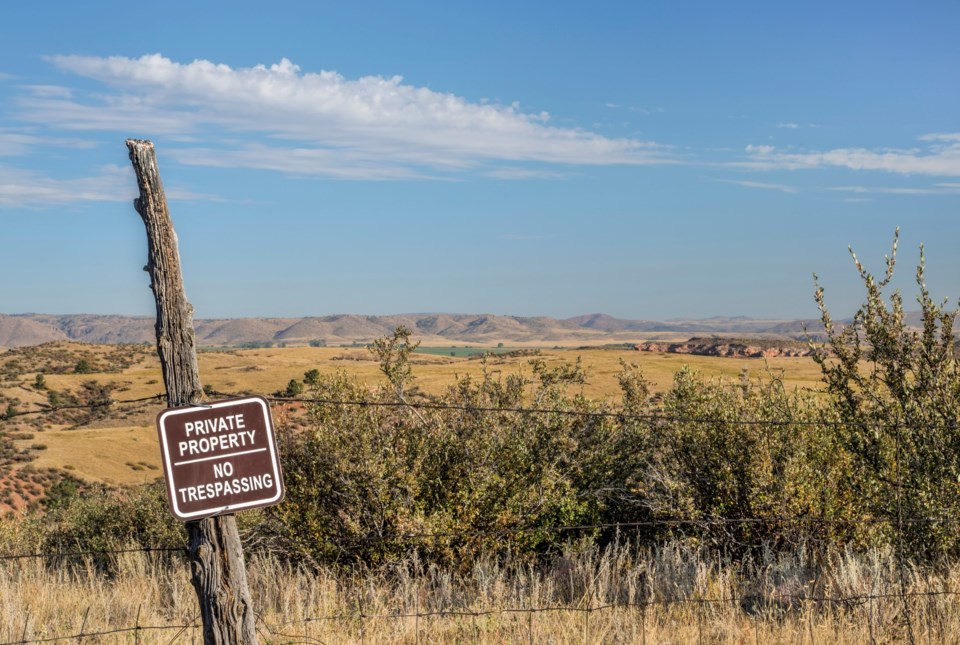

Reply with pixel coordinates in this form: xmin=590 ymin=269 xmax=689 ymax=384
xmin=157 ymin=396 xmax=284 ymax=520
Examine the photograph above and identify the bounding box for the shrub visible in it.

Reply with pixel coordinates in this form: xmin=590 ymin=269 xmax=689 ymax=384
xmin=41 ymin=475 xmax=82 ymax=510
xmin=42 ymin=482 xmax=186 ymax=556
xmin=268 ymin=358 xmax=601 ymax=567
xmin=283 ymin=379 xmax=304 ymax=397
xmin=813 ymin=230 xmax=960 ymax=557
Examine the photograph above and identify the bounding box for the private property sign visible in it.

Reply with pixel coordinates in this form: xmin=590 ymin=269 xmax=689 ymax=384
xmin=156 ymin=396 xmax=284 ymax=521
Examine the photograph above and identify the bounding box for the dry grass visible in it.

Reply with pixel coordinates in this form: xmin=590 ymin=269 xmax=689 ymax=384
xmin=1 ymin=542 xmax=957 ymax=643
xmin=12 ymin=344 xmax=826 ymax=405
xmin=13 ymin=425 xmax=162 ymax=487
xmin=1 ymin=343 xmax=825 ymax=491
xmin=194 ymin=346 xmax=825 ymax=401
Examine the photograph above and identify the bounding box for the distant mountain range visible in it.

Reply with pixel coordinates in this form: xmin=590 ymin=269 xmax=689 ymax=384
xmin=0 ymin=313 xmax=827 ymax=348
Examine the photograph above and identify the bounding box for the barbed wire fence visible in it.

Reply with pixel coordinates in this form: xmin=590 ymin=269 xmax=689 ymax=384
xmin=1 ymin=391 xmax=958 ymax=642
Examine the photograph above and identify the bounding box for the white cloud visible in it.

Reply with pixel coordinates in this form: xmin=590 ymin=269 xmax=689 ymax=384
xmin=0 ymin=165 xmax=133 ymax=207
xmin=775 ymin=122 xmax=818 ymax=129
xmin=0 ymin=164 xmax=223 ymax=207
xmin=828 ymin=184 xmax=960 ymax=196
xmin=0 ymin=129 xmax=98 ymax=156
xmin=485 ymin=167 xmax=568 ymax=180
xmin=21 ymin=84 xmax=73 ymax=98
xmin=0 ymin=132 xmax=45 ymax=156
xmin=919 ymin=133 xmax=960 ymax=143
xmin=167 ymin=144 xmax=434 ymax=180
xmin=604 ymin=103 xmax=663 ymax=115
xmin=739 ymin=134 xmax=960 ymax=176
xmin=629 ymin=106 xmax=663 ymax=115
xmin=716 ymin=178 xmax=798 ymax=193
xmin=20 ymin=54 xmax=670 ymax=178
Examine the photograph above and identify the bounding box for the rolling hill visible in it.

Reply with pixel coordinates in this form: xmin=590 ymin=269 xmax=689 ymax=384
xmin=0 ymin=312 xmax=823 ymax=348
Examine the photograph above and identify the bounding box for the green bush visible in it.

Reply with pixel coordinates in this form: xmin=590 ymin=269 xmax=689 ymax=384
xmin=814 ymin=230 xmax=960 ymax=557
xmin=42 ymin=482 xmax=186 ymax=556
xmin=268 ymin=353 xmax=604 ymax=566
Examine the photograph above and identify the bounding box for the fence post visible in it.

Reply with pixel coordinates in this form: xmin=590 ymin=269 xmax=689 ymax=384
xmin=126 ymin=138 xmax=259 ymax=645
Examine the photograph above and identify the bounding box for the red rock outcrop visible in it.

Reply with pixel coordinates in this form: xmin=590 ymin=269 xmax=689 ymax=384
xmin=635 ymin=339 xmax=815 ymax=358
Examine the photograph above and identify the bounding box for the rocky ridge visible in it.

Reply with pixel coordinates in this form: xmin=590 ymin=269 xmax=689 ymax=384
xmin=636 ymin=337 xmax=816 ymax=358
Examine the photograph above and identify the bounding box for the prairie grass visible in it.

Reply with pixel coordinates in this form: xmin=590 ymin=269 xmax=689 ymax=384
xmin=1 ymin=541 xmax=957 ymax=643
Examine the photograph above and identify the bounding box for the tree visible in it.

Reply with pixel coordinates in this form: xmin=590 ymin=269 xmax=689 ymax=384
xmin=284 ymin=379 xmax=304 ymax=397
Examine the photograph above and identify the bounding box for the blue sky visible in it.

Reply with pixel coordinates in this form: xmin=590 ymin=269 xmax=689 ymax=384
xmin=1 ymin=1 xmax=958 ymax=320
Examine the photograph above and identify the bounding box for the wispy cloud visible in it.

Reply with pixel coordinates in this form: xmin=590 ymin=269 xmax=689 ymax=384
xmin=738 ymin=134 xmax=960 ymax=176
xmin=167 ymin=145 xmax=434 ymax=180
xmin=828 ymin=183 xmax=960 ymax=196
xmin=0 ymin=129 xmax=98 ymax=156
xmin=485 ymin=167 xmax=568 ymax=180
xmin=776 ymin=122 xmax=799 ymax=129
xmin=20 ymin=84 xmax=73 ymax=98
xmin=0 ymin=164 xmax=133 ymax=207
xmin=604 ymin=102 xmax=662 ymax=115
xmin=0 ymin=164 xmax=223 ymax=207
xmin=18 ymin=54 xmax=672 ymax=179
xmin=919 ymin=133 xmax=960 ymax=143
xmin=716 ymin=178 xmax=798 ymax=193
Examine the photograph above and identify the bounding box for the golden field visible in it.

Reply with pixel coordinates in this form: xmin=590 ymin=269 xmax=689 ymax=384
xmin=2 ymin=341 xmax=824 ymax=490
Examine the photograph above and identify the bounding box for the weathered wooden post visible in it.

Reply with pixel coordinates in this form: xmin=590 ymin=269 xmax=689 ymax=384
xmin=127 ymin=139 xmax=259 ymax=645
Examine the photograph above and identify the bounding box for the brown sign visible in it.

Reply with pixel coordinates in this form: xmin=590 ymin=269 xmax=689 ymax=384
xmin=156 ymin=396 xmax=284 ymax=521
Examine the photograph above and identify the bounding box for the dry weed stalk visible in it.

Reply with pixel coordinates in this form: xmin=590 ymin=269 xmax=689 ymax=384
xmin=0 ymin=541 xmax=957 ymax=643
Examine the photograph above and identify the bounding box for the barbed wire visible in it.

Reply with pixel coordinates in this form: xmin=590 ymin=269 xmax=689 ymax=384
xmin=2 ymin=385 xmax=957 ymax=643
xmin=0 ymin=620 xmax=196 ymax=645
xmin=6 ymin=589 xmax=957 ymax=645
xmin=1 ymin=393 xmax=166 ymax=419
xmin=312 ymin=515 xmax=960 ymax=551
xmin=263 ymin=392 xmax=960 ymax=431
xmin=0 ymin=545 xmax=186 ymax=562
xmin=0 ymin=513 xmax=956 ymax=563
xmin=271 ymin=588 xmax=960 ymax=626
xmin=3 ymin=388 xmax=958 ymax=432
